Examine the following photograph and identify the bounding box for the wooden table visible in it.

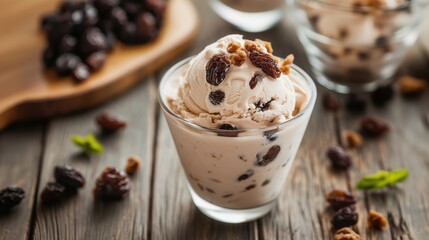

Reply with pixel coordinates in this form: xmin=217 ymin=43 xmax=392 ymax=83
xmin=1 ymin=1 xmax=428 ymax=239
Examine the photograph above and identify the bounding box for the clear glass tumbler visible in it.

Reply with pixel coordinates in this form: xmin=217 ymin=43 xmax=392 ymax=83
xmin=294 ymin=0 xmax=429 ymax=93
xmin=158 ymin=57 xmax=317 ymax=223
xmin=209 ymin=0 xmax=286 ymax=32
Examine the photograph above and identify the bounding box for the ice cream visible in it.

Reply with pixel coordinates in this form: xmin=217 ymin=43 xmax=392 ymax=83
xmin=167 ymin=35 xmax=309 ymax=129
xmin=159 ymin=35 xmax=316 ymax=216
xmin=295 ymin=0 xmax=426 ymax=91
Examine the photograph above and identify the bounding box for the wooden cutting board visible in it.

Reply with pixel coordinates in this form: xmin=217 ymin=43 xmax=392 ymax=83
xmin=0 ymin=0 xmax=198 ymax=130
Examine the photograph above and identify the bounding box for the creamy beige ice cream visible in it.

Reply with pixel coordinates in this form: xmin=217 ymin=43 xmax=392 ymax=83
xmin=168 ymin=35 xmax=309 ymax=129
xmin=159 ymin=35 xmax=316 ymax=214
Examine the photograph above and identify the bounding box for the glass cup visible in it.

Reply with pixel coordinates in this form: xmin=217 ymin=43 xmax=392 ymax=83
xmin=209 ymin=0 xmax=286 ymax=32
xmin=294 ymin=0 xmax=429 ymax=93
xmin=158 ymin=57 xmax=317 ymax=223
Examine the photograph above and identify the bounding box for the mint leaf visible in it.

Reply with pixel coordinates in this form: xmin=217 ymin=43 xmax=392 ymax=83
xmin=357 ymin=169 xmax=409 ymax=190
xmin=72 ymin=134 xmax=104 ymax=154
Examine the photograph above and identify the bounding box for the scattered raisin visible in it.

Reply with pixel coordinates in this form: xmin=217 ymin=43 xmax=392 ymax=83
xmin=206 ymin=53 xmax=230 ymax=86
xmin=327 ymin=146 xmax=352 ymax=170
xmin=218 ymin=123 xmax=239 ymax=137
xmin=93 ymin=167 xmax=131 ymax=200
xmin=397 ymin=76 xmax=427 ymax=98
xmin=360 ymin=116 xmax=389 ymax=137
xmin=256 ymin=145 xmax=281 ymax=166
xmin=343 ymin=130 xmax=363 ymax=149
xmin=249 ymin=50 xmax=281 ymax=78
xmin=331 ymin=206 xmax=359 ymax=229
xmin=41 ymin=182 xmax=66 ymax=204
xmin=244 ymin=184 xmax=256 ymax=191
xmin=0 ymin=186 xmax=25 ymax=212
xmin=96 ymin=112 xmax=127 ymax=132
xmin=368 ymin=210 xmax=388 ymax=229
xmin=249 ymin=73 xmax=263 ymax=89
xmin=209 ymin=90 xmax=225 ymax=105
xmin=125 ymin=156 xmax=141 ymax=175
xmin=371 ymin=85 xmax=394 ymax=106
xmin=237 ymin=170 xmax=254 ymax=181
xmin=54 ymin=165 xmax=85 ymax=189
xmin=323 ymin=94 xmax=340 ymax=112
xmin=326 ymin=190 xmax=357 ymax=210
xmin=334 ymin=227 xmax=361 ymax=240
xmin=345 ymin=95 xmax=367 ymax=113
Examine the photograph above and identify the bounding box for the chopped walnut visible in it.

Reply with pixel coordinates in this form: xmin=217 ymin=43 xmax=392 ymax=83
xmin=280 ymin=54 xmax=294 ymax=74
xmin=125 ymin=156 xmax=141 ymax=175
xmin=255 ymin=39 xmax=273 ymax=54
xmin=334 ymin=227 xmax=361 ymax=240
xmin=227 ymin=41 xmax=240 ymax=53
xmin=368 ymin=210 xmax=388 ymax=229
xmin=397 ymin=76 xmax=427 ymax=97
xmin=343 ymin=130 xmax=363 ymax=148
xmin=244 ymin=40 xmax=260 ymax=52
xmin=230 ymin=50 xmax=246 ymax=66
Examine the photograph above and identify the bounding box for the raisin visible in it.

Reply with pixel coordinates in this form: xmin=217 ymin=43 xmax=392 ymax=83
xmin=345 ymin=95 xmax=367 ymax=113
xmin=334 ymin=227 xmax=361 ymax=240
xmin=331 ymin=206 xmax=359 ymax=229
xmin=96 ymin=112 xmax=127 ymax=132
xmin=0 ymin=186 xmax=25 ymax=212
xmin=256 ymin=145 xmax=281 ymax=166
xmin=323 ymin=94 xmax=340 ymax=112
xmin=54 ymin=165 xmax=85 ymax=189
xmin=244 ymin=184 xmax=256 ymax=191
xmin=218 ymin=123 xmax=239 ymax=137
xmin=125 ymin=156 xmax=141 ymax=175
xmin=136 ymin=12 xmax=157 ymax=41
xmin=327 ymin=146 xmax=352 ymax=170
xmin=360 ymin=116 xmax=389 ymax=137
xmin=249 ymin=73 xmax=263 ymax=89
xmin=368 ymin=210 xmax=388 ymax=229
xmin=264 ymin=128 xmax=278 ymax=142
xmin=209 ymin=90 xmax=225 ymax=105
xmin=255 ymin=99 xmax=273 ymax=111
xmin=222 ymin=193 xmax=233 ymax=198
xmin=79 ymin=27 xmax=108 ymax=56
xmin=42 ymin=47 xmax=57 ymax=68
xmin=59 ymin=35 xmax=77 ymax=53
xmin=86 ymin=52 xmax=107 ymax=71
xmin=371 ymin=85 xmax=394 ymax=106
xmin=93 ymin=167 xmax=131 ymax=200
xmin=55 ymin=53 xmax=81 ymax=76
xmin=206 ymin=53 xmax=230 ymax=86
xmin=41 ymin=182 xmax=66 ymax=204
xmin=248 ymin=50 xmax=281 ymax=78
xmin=262 ymin=179 xmax=270 ymax=186
xmin=237 ymin=170 xmax=254 ymax=181
xmin=72 ymin=63 xmax=90 ymax=83
xmin=326 ymin=190 xmax=357 ymax=210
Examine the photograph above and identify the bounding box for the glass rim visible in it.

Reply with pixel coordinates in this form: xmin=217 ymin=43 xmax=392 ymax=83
xmin=157 ymin=56 xmax=317 ymax=135
xmin=295 ymin=0 xmax=428 ymax=13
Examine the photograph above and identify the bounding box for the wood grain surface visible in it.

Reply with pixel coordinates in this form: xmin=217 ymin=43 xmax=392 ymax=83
xmin=0 ymin=0 xmax=428 ymax=239
xmin=0 ymin=0 xmax=198 ymax=130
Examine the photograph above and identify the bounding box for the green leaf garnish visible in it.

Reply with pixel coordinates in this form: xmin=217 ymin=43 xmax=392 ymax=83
xmin=71 ymin=134 xmax=104 ymax=154
xmin=357 ymin=169 xmax=409 ymax=190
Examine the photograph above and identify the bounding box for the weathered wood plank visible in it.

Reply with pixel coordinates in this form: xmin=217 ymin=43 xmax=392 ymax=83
xmin=150 ymin=115 xmax=259 ymax=240
xmin=0 ymin=123 xmax=44 ymax=240
xmin=32 ymin=78 xmax=157 ymax=240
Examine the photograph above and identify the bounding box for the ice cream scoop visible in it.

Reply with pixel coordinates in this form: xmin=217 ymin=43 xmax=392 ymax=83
xmin=168 ymin=35 xmax=310 ymax=129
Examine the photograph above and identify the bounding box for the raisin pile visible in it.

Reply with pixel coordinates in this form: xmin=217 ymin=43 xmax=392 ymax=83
xmin=41 ymin=0 xmax=167 ymax=82
xmin=93 ymin=167 xmax=131 ymax=200
xmin=41 ymin=165 xmax=85 ymax=204
xmin=0 ymin=186 xmax=25 ymax=212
